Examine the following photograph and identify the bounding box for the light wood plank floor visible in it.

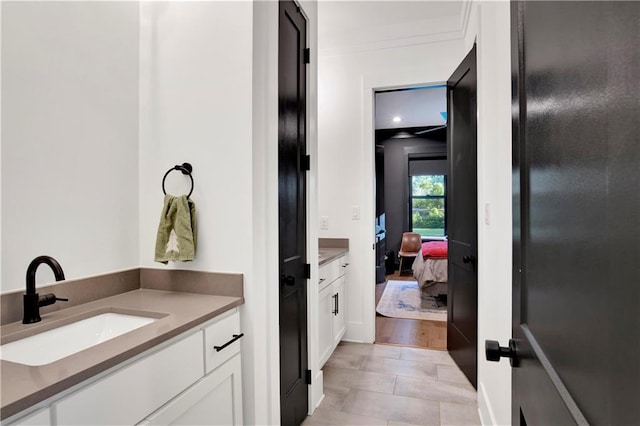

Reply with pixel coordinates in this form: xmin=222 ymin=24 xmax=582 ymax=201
xmin=375 ymin=272 xmax=447 ymax=350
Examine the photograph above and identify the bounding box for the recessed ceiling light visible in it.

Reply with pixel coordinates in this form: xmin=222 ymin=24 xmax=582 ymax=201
xmin=392 ymin=116 xmax=402 ymax=123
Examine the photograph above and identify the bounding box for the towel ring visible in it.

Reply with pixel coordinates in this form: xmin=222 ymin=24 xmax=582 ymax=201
xmin=162 ymin=163 xmax=194 ymax=198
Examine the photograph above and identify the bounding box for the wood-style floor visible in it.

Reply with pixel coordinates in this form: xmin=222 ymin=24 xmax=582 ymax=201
xmin=375 ymin=271 xmax=447 ymax=350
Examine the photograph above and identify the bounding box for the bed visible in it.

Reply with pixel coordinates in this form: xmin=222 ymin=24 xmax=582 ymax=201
xmin=412 ymin=241 xmax=448 ymax=296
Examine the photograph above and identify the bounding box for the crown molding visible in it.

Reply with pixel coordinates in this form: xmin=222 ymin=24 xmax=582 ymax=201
xmin=320 ymin=30 xmax=465 ymax=58
xmin=460 ymin=0 xmax=474 ymax=40
xmin=319 ymin=0 xmax=473 ymax=58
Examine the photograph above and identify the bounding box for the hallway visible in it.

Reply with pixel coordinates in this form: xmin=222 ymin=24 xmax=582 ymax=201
xmin=303 ymin=342 xmax=480 ymax=425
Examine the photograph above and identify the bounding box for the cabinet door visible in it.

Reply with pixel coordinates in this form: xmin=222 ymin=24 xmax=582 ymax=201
xmin=318 ymin=285 xmax=334 ymax=367
xmin=332 ymin=277 xmax=346 ymax=345
xmin=5 ymin=408 xmax=50 ymax=426
xmin=55 ymin=332 xmax=203 ymax=425
xmin=144 ymin=354 xmax=243 ymax=426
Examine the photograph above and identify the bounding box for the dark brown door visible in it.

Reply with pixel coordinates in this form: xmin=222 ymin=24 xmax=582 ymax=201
xmin=278 ymin=1 xmax=308 ymax=425
xmin=506 ymin=2 xmax=640 ymax=424
xmin=446 ymin=45 xmax=478 ymax=388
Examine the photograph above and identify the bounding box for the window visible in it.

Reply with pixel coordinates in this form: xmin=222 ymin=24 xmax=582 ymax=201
xmin=410 ymin=175 xmax=446 ymax=237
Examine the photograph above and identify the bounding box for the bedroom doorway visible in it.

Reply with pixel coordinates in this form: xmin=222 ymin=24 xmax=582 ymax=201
xmin=373 ymin=85 xmax=449 ymax=349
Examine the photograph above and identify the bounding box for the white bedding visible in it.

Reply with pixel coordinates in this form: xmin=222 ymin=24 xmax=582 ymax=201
xmin=412 ymin=254 xmax=448 ymax=295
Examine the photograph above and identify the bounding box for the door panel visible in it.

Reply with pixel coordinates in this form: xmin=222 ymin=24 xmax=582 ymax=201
xmin=446 ymin=46 xmax=478 ymax=388
xmin=278 ymin=1 xmax=308 ymax=425
xmin=511 ymin=2 xmax=640 ymax=424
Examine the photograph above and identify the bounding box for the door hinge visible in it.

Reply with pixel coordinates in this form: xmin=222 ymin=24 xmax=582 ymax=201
xmin=304 ymin=263 xmax=311 ymax=279
xmin=305 ymin=369 xmax=312 ymax=384
xmin=302 ymin=155 xmax=311 ymax=171
xmin=304 ymin=48 xmax=310 ymax=64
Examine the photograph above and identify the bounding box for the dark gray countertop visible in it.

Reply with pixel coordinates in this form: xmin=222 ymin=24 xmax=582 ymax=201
xmin=318 ymin=247 xmax=349 ymax=266
xmin=0 ymin=289 xmax=243 ymax=420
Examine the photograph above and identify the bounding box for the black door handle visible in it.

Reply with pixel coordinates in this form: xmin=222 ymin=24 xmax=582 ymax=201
xmin=486 ymin=339 xmax=519 ymax=367
xmin=462 ymin=255 xmax=475 ymax=264
xmin=332 ymin=294 xmax=338 ymax=315
xmin=281 ymin=275 xmax=296 ymax=286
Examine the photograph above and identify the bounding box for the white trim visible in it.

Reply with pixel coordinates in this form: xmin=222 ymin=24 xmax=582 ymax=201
xmin=343 ymin=321 xmax=370 ymax=343
xmin=311 ymin=370 xmax=324 ymax=410
xmin=297 ymin=0 xmax=321 ymax=416
xmin=320 ymin=30 xmax=464 ymax=58
xmin=319 ymin=1 xmax=475 ymax=58
xmin=361 ymin=68 xmax=452 ymax=343
xmin=251 ymin=2 xmax=280 ymax=425
xmin=459 ymin=0 xmax=474 ymax=41
xmin=478 ymin=382 xmax=498 ymax=426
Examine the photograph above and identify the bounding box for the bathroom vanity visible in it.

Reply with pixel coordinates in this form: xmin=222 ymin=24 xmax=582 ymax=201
xmin=317 ymin=239 xmax=349 ymax=367
xmin=0 ymin=269 xmax=244 ymax=426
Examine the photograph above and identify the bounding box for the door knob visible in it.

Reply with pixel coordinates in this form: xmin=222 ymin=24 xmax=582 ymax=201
xmin=485 ymin=339 xmax=519 ymax=367
xmin=462 ymin=255 xmax=475 ymax=264
xmin=281 ymin=275 xmax=296 ymax=286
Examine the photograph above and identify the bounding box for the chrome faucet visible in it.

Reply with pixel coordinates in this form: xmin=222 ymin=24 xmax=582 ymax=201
xmin=23 ymin=256 xmax=69 ymax=324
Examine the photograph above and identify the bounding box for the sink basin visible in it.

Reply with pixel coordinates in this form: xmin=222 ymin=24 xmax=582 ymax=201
xmin=0 ymin=313 xmax=157 ymax=366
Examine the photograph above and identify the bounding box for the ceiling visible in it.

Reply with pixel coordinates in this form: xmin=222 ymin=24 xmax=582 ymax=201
xmin=318 ymin=1 xmax=464 ymax=129
xmin=318 ymin=1 xmax=466 ymax=51
xmin=375 ymin=86 xmax=447 ymax=129
xmin=318 ymin=1 xmax=463 ymax=32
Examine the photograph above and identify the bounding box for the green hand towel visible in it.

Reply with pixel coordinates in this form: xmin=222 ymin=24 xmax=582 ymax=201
xmin=154 ymin=195 xmax=197 ymax=264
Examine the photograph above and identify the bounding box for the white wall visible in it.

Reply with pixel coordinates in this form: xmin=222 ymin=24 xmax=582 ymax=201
xmin=1 ymin=2 xmax=4 ymax=292
xmin=138 ymin=1 xmax=253 ymax=274
xmin=318 ymin=40 xmax=465 ymax=343
xmin=473 ymin=3 xmax=513 ymax=425
xmin=1 ymin=2 xmax=140 ymax=292
xmin=137 ymin=2 xmax=263 ymax=423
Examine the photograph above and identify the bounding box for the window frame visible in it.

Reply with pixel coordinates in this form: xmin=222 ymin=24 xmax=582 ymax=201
xmin=409 ymin=174 xmax=447 ymax=238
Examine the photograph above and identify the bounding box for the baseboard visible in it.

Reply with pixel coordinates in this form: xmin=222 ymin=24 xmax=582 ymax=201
xmin=340 ymin=337 xmax=366 ymax=343
xmin=344 ymin=321 xmax=375 ymax=343
xmin=308 ymin=370 xmax=324 ymax=415
xmin=478 ymin=382 xmax=498 ymax=426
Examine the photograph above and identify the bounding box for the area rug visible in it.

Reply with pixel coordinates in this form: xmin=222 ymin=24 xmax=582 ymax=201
xmin=376 ymin=280 xmax=447 ymax=321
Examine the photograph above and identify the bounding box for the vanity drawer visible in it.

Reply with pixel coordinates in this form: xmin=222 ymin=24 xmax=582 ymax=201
xmin=204 ymin=310 xmax=242 ymax=374
xmin=319 ymin=260 xmax=339 ymax=290
xmin=55 ymin=331 xmax=203 ymax=425
xmin=339 ymin=254 xmax=350 ymax=275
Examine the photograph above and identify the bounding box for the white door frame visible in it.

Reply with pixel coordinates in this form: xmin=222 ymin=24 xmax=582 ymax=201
xmin=360 ymin=69 xmax=450 ymax=343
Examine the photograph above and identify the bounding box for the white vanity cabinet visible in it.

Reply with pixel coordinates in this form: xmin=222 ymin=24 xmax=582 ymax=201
xmin=4 ymin=408 xmax=50 ymax=426
xmin=5 ymin=309 xmax=243 ymax=426
xmin=318 ymin=284 xmax=335 ymax=365
xmin=332 ymin=276 xmax=346 ymax=347
xmin=318 ymin=253 xmax=349 ymax=367
xmin=139 ymin=354 xmax=242 ymax=426
xmin=55 ymin=331 xmax=204 ymax=425
xmin=140 ymin=311 xmax=243 ymax=426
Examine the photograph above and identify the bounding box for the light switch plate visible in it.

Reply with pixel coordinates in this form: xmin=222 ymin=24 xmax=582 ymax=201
xmin=320 ymin=216 xmax=329 ymax=230
xmin=484 ymin=203 xmax=490 ymax=225
xmin=352 ymin=206 xmax=360 ymax=220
